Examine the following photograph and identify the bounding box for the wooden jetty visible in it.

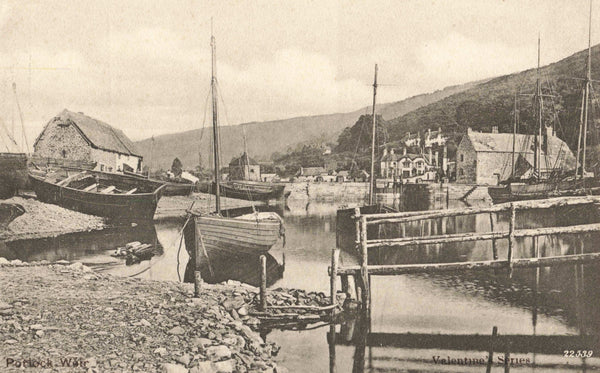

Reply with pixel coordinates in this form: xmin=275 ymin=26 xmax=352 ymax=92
xmin=329 ymin=195 xmax=600 ymax=310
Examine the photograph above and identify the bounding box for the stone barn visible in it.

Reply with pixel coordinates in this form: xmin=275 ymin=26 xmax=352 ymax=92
xmin=456 ymin=127 xmax=575 ymax=185
xmin=228 ymin=152 xmax=261 ymax=181
xmin=33 ymin=109 xmax=143 ymax=173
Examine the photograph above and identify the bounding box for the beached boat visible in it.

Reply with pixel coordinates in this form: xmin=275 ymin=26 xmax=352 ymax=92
xmin=29 ymin=170 xmax=166 ymax=221
xmin=184 ymin=31 xmax=284 ymax=260
xmin=123 ymin=169 xmax=195 ymax=197
xmin=197 ymin=180 xmax=285 ymax=201
xmin=0 ymin=153 xmax=28 ymax=199
xmin=0 ymin=203 xmax=25 ymax=229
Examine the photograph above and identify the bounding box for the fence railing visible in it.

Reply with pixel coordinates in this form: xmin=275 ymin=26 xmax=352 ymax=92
xmin=330 ymin=195 xmax=600 ymax=310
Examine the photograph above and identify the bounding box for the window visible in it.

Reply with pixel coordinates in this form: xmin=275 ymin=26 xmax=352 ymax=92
xmin=460 ymin=154 xmax=464 ymax=162
xmin=459 ymin=168 xmax=463 ymax=176
xmin=61 ymin=150 xmax=67 ymax=158
xmin=403 ymin=161 xmax=411 ymax=168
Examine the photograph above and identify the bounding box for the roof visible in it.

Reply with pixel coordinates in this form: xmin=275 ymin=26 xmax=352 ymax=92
xmin=35 ymin=109 xmax=141 ymax=157
xmin=464 ymin=130 xmax=576 ymax=169
xmin=381 ymin=152 xmax=429 ymax=162
xmin=229 ymin=152 xmax=259 ymax=166
xmin=300 ymin=167 xmax=326 ymax=176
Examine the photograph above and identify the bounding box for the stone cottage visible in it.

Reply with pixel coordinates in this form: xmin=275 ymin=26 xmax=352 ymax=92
xmin=33 ymin=109 xmax=142 ymax=173
xmin=456 ymin=127 xmax=575 ymax=185
xmin=228 ymin=152 xmax=261 ymax=181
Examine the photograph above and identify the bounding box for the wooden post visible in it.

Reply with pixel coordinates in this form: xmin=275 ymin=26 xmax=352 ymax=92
xmin=360 ymin=216 xmax=370 ymax=310
xmin=354 ymin=207 xmax=361 ymax=252
xmin=260 ymin=255 xmax=267 ymax=311
xmin=490 ymin=213 xmax=498 ymax=260
xmin=508 ymin=203 xmax=516 ymax=276
xmin=330 ymin=249 xmax=340 ymax=309
xmin=341 ymin=275 xmax=349 ymax=296
xmin=328 ymin=323 xmax=336 ymax=373
xmin=486 ymin=326 xmax=498 ymax=373
xmin=194 ymin=224 xmax=202 ymax=297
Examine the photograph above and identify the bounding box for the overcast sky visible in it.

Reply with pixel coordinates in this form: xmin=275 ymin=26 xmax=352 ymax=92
xmin=0 ymin=0 xmax=598 ymax=151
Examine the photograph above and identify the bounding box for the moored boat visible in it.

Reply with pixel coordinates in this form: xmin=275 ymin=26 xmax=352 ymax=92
xmin=198 ymin=180 xmax=285 ymax=201
xmin=184 ymin=29 xmax=285 ymax=261
xmin=29 ymin=170 xmax=166 ymax=221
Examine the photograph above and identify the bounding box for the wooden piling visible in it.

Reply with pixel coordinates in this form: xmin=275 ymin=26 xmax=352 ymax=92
xmin=354 ymin=207 xmax=361 ymax=251
xmin=508 ymin=203 xmax=516 ymax=275
xmin=490 ymin=213 xmax=498 ymax=260
xmin=486 ymin=326 xmax=498 ymax=373
xmin=260 ymin=255 xmax=267 ymax=311
xmin=360 ymin=216 xmax=370 ymax=309
xmin=194 ymin=224 xmax=202 ymax=297
xmin=330 ymin=249 xmax=340 ymax=309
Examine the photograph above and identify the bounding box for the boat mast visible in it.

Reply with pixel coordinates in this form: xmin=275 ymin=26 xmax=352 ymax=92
xmin=211 ymin=24 xmax=221 ymax=213
xmin=369 ymin=64 xmax=378 ymax=205
xmin=511 ymin=90 xmax=518 ymax=177
xmin=534 ymin=35 xmax=542 ymax=180
xmin=581 ymin=0 xmax=593 ymax=181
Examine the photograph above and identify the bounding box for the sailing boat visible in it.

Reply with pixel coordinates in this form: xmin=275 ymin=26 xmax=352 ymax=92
xmin=336 ymin=64 xmax=395 ymax=253
xmin=196 ymin=116 xmax=286 ymax=201
xmin=488 ymin=23 xmax=600 ymax=203
xmin=184 ymin=30 xmax=284 ymax=257
xmin=0 ymin=83 xmax=29 ymax=199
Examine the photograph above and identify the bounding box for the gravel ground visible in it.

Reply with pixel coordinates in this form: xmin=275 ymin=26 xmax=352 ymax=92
xmin=0 ymin=193 xmax=259 ymax=241
xmin=0 ymin=197 xmax=107 ymax=242
xmin=0 ymin=262 xmax=285 ymax=373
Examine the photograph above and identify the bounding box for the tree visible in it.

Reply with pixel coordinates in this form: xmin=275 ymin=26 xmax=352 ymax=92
xmin=335 ymin=114 xmax=388 ymax=154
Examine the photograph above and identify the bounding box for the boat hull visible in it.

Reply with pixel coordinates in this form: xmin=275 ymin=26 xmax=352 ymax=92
xmin=197 ymin=181 xmax=286 ymax=201
xmin=29 ymin=171 xmax=166 ymax=221
xmin=184 ymin=213 xmax=283 ymax=258
xmin=163 ymin=182 xmax=195 ymax=196
xmin=488 ymin=179 xmax=600 ymax=204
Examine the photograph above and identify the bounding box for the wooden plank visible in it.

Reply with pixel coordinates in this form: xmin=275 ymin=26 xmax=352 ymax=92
xmin=365 ymin=195 xmax=600 ymax=225
xmin=330 ymin=332 xmax=600 ymax=354
xmin=367 ymin=231 xmax=509 ymax=248
xmin=125 ymin=188 xmax=137 ymax=194
xmin=83 ymin=183 xmax=97 ymax=192
xmin=365 ymin=223 xmax=600 ymax=249
xmin=100 ymin=185 xmax=116 ymax=194
xmin=336 ymin=252 xmax=600 ymax=276
xmin=56 ymin=171 xmax=87 ymax=186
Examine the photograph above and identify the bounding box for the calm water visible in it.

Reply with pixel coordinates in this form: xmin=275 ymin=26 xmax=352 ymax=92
xmin=3 ymin=197 xmax=600 ymax=372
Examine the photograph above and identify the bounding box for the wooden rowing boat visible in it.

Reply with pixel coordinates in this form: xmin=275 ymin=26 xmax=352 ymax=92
xmin=29 ymin=170 xmax=166 ymax=221
xmin=184 ymin=211 xmax=283 ymax=256
xmin=197 ymin=180 xmax=285 ymax=201
xmin=185 ymin=31 xmax=285 ymax=260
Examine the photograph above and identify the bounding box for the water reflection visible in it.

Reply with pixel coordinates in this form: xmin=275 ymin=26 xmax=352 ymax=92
xmin=183 ymin=251 xmax=283 ymax=287
xmin=0 ymin=223 xmax=160 ymax=265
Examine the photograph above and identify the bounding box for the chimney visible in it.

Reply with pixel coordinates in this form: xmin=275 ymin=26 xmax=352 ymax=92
xmin=546 ymin=126 xmax=554 ymax=138
xmin=491 ymin=126 xmax=499 ymax=134
xmin=467 ymin=127 xmax=472 ymax=134
xmin=390 ymin=148 xmax=395 ymax=155
xmin=403 ymin=147 xmax=407 ymax=155
xmin=383 ymin=148 xmax=388 ymax=157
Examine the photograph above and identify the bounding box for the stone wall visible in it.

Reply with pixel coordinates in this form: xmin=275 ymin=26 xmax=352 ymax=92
xmin=34 ymin=121 xmax=91 ymax=161
xmin=90 ymin=148 xmax=117 ymax=172
xmin=456 ymin=138 xmax=477 ymax=184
